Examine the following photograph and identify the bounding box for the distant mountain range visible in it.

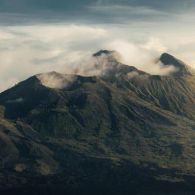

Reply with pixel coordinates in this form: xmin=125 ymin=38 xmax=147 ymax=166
xmin=0 ymin=51 xmax=195 ymax=194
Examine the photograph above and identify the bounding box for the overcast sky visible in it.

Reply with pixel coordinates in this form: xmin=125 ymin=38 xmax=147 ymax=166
xmin=0 ymin=0 xmax=195 ymax=91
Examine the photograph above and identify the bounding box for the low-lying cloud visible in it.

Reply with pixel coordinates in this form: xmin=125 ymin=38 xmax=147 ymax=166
xmin=37 ymin=72 xmax=76 ymax=89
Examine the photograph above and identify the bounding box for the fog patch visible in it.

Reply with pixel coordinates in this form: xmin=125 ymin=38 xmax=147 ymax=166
xmin=36 ymin=72 xmax=76 ymax=89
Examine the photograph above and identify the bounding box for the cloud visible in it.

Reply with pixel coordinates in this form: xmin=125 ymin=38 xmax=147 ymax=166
xmin=88 ymin=4 xmax=169 ymax=17
xmin=0 ymin=78 xmax=19 ymax=92
xmin=0 ymin=24 xmax=109 ymax=91
xmin=15 ymin=24 xmax=107 ymax=41
xmin=142 ymin=38 xmax=167 ymax=53
xmin=0 ymin=31 xmax=14 ymax=40
xmin=0 ymin=23 xmax=194 ymax=92
xmin=0 ymin=0 xmax=188 ymax=26
xmin=103 ymin=39 xmax=179 ymax=76
xmin=36 ymin=72 xmax=76 ymax=89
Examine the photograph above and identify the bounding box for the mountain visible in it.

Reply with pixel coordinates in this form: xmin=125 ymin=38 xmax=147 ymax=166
xmin=0 ymin=51 xmax=195 ymax=194
xmin=159 ymin=53 xmax=193 ymax=76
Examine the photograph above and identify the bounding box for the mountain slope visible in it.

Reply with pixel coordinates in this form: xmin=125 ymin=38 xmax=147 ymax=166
xmin=0 ymin=51 xmax=195 ymax=194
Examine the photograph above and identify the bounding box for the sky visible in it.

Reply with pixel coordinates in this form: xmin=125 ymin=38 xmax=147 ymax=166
xmin=0 ymin=0 xmax=195 ymax=91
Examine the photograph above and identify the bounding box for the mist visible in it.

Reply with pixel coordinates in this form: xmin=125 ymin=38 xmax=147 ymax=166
xmin=37 ymin=72 xmax=76 ymax=89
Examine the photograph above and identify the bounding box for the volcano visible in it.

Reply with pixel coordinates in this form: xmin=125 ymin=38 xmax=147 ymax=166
xmin=0 ymin=51 xmax=195 ymax=194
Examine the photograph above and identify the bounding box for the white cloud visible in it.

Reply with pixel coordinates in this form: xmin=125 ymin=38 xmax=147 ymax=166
xmin=37 ymin=72 xmax=76 ymax=89
xmin=142 ymin=38 xmax=167 ymax=53
xmin=0 ymin=30 xmax=14 ymax=40
xmin=0 ymin=24 xmax=108 ymax=91
xmin=0 ymin=23 xmax=194 ymax=92
xmin=12 ymin=25 xmax=107 ymax=42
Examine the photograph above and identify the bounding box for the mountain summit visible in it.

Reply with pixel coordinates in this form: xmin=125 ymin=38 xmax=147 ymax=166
xmin=93 ymin=49 xmax=115 ymax=57
xmin=93 ymin=50 xmax=193 ymax=77
xmin=160 ymin=53 xmax=191 ymax=76
xmin=0 ymin=51 xmax=195 ymax=194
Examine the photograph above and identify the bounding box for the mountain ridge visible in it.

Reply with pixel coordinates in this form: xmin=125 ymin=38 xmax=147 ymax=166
xmin=0 ymin=51 xmax=195 ymax=194
xmin=159 ymin=52 xmax=192 ymax=76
